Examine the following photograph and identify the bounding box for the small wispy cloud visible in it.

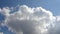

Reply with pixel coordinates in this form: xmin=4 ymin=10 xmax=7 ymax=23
xmin=0 ymin=32 xmax=3 ymax=34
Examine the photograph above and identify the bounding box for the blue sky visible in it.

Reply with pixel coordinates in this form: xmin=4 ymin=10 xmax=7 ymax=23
xmin=0 ymin=0 xmax=60 ymax=15
xmin=0 ymin=0 xmax=60 ymax=34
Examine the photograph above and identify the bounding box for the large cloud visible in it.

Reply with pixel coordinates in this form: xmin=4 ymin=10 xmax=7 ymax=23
xmin=0 ymin=5 xmax=60 ymax=34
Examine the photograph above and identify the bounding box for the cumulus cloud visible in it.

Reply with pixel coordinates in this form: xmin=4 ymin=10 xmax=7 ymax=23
xmin=0 ymin=5 xmax=60 ymax=34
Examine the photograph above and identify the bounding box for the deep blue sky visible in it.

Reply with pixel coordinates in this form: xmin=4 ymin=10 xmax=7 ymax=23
xmin=0 ymin=0 xmax=60 ymax=34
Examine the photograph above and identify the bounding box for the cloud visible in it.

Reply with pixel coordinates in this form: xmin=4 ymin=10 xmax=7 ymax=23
xmin=0 ymin=32 xmax=3 ymax=34
xmin=48 ymin=16 xmax=60 ymax=34
xmin=0 ymin=5 xmax=60 ymax=34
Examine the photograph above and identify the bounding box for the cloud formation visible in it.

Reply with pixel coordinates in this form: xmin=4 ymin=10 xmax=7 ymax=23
xmin=0 ymin=5 xmax=60 ymax=34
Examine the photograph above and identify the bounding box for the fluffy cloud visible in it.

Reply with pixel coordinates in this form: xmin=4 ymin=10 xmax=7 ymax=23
xmin=48 ymin=16 xmax=60 ymax=34
xmin=0 ymin=5 xmax=60 ymax=34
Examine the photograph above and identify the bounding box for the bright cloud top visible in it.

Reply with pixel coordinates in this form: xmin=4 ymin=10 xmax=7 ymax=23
xmin=0 ymin=5 xmax=60 ymax=34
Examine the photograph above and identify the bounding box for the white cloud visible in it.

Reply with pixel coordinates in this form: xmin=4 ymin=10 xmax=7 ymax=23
xmin=0 ymin=5 xmax=60 ymax=34
xmin=0 ymin=32 xmax=3 ymax=34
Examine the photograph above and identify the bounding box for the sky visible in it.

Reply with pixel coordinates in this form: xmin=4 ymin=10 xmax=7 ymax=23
xmin=0 ymin=0 xmax=60 ymax=34
xmin=0 ymin=0 xmax=60 ymax=15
